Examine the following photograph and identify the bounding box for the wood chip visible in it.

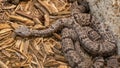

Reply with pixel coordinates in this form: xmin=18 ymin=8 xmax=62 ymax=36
xmin=53 ymin=33 xmax=62 ymax=40
xmin=44 ymin=14 xmax=50 ymax=26
xmin=0 ymin=0 xmax=71 ymax=68
xmin=0 ymin=29 xmax=12 ymax=34
xmin=54 ymin=54 xmax=66 ymax=62
xmin=44 ymin=59 xmax=60 ymax=67
xmin=33 ymin=18 xmax=43 ymax=25
xmin=33 ymin=24 xmax=46 ymax=29
xmin=9 ymin=15 xmax=34 ymax=25
xmin=38 ymin=0 xmax=58 ymax=14
xmin=2 ymin=5 xmax=16 ymax=10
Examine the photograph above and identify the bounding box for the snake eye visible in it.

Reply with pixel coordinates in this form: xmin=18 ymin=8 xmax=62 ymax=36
xmin=17 ymin=32 xmax=22 ymax=35
xmin=18 ymin=32 xmax=21 ymax=33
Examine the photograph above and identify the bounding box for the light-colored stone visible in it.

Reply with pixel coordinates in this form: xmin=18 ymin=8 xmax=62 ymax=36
xmin=86 ymin=0 xmax=120 ymax=54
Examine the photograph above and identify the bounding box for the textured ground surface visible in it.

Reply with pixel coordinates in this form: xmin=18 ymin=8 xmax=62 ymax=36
xmin=0 ymin=0 xmax=71 ymax=68
xmin=14 ymin=0 xmax=119 ymax=68
xmin=86 ymin=0 xmax=120 ymax=54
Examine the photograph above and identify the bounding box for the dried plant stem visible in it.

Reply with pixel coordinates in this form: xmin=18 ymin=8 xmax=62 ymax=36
xmin=15 ymin=11 xmax=35 ymax=20
xmin=9 ymin=15 xmax=34 ymax=25
xmin=0 ymin=60 xmax=8 ymax=68
xmin=34 ymin=3 xmax=49 ymax=15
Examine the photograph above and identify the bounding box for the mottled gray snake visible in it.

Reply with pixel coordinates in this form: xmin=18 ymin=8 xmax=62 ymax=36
xmin=14 ymin=1 xmax=118 ymax=68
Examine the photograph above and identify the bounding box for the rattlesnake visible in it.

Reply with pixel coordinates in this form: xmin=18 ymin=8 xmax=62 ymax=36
xmin=14 ymin=1 xmax=118 ymax=68
xmin=15 ymin=14 xmax=117 ymax=56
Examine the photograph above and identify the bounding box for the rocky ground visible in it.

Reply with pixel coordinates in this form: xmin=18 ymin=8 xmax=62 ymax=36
xmin=86 ymin=0 xmax=120 ymax=54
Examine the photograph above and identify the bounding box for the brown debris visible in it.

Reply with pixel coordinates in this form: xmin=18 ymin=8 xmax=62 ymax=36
xmin=44 ymin=14 xmax=50 ymax=26
xmin=37 ymin=0 xmax=58 ymax=14
xmin=15 ymin=11 xmax=36 ymax=20
xmin=53 ymin=33 xmax=62 ymax=40
xmin=0 ymin=0 xmax=70 ymax=68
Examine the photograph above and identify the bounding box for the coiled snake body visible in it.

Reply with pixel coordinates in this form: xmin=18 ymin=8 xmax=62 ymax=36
xmin=14 ymin=1 xmax=118 ymax=68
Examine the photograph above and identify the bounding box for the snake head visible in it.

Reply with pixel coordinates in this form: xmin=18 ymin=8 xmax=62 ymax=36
xmin=14 ymin=25 xmax=31 ymax=37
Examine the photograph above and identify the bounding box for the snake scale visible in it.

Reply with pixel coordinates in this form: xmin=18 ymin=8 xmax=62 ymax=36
xmin=14 ymin=0 xmax=119 ymax=68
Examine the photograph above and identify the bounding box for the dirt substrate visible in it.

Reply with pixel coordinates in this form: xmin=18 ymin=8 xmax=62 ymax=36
xmin=0 ymin=0 xmax=71 ymax=68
